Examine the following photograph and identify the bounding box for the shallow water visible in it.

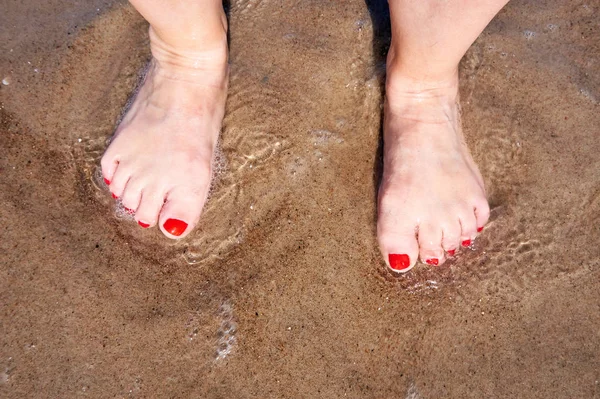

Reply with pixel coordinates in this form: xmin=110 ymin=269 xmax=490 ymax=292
xmin=1 ymin=0 xmax=599 ymax=397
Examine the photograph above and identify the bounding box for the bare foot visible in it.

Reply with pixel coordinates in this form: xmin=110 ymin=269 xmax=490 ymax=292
xmin=378 ymin=71 xmax=490 ymax=272
xmin=101 ymin=27 xmax=228 ymax=239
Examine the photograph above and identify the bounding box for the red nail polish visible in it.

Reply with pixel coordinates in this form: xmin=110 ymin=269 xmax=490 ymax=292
xmin=461 ymin=239 xmax=471 ymax=247
xmin=447 ymin=249 xmax=456 ymax=256
xmin=388 ymin=254 xmax=410 ymax=271
xmin=125 ymin=207 xmax=134 ymax=214
xmin=163 ymin=218 xmax=188 ymax=236
xmin=138 ymin=221 xmax=150 ymax=228
xmin=111 ymin=193 xmax=118 ymax=199
xmin=477 ymin=227 xmax=483 ymax=232
xmin=425 ymin=258 xmax=439 ymax=266
xmin=104 ymin=178 xmax=111 ymax=185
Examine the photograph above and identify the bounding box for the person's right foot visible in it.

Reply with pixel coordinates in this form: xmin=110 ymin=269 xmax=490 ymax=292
xmin=101 ymin=27 xmax=228 ymax=239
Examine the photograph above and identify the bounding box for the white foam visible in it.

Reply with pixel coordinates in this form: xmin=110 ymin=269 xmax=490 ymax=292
xmin=215 ymin=302 xmax=237 ymax=361
xmin=406 ymin=383 xmax=421 ymax=399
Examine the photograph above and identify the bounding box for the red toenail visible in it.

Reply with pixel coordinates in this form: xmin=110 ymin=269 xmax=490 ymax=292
xmin=388 ymin=254 xmax=410 ymax=271
xmin=104 ymin=178 xmax=111 ymax=185
xmin=462 ymin=239 xmax=471 ymax=247
xmin=163 ymin=218 xmax=188 ymax=236
xmin=447 ymin=249 xmax=456 ymax=256
xmin=477 ymin=227 xmax=483 ymax=232
xmin=138 ymin=221 xmax=150 ymax=228
xmin=111 ymin=193 xmax=118 ymax=199
xmin=425 ymin=258 xmax=439 ymax=266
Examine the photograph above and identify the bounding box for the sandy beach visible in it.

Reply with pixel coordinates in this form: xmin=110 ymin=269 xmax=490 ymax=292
xmin=1 ymin=0 xmax=599 ymax=397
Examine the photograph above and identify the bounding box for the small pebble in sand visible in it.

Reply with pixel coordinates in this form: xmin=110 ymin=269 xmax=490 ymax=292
xmin=2 ymin=77 xmax=10 ymax=85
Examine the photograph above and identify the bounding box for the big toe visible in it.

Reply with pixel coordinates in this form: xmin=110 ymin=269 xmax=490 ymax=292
xmin=158 ymin=189 xmax=208 ymax=239
xmin=378 ymin=224 xmax=420 ymax=273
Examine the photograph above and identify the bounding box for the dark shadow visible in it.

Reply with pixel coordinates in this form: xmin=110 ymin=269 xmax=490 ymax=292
xmin=364 ymin=0 xmax=391 ymax=207
xmin=364 ymin=0 xmax=391 ymax=63
xmin=222 ymin=0 xmax=231 ymax=47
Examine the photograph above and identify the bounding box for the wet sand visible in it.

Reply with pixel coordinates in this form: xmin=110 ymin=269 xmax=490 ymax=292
xmin=1 ymin=0 xmax=599 ymax=397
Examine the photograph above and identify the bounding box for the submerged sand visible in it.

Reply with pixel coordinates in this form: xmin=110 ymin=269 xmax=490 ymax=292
xmin=1 ymin=0 xmax=599 ymax=397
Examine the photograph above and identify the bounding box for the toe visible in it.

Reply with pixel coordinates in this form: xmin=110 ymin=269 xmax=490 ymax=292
xmin=378 ymin=223 xmax=420 ymax=273
xmin=108 ymin=163 xmax=131 ymax=199
xmin=441 ymin=219 xmax=461 ymax=256
xmin=100 ymin=149 xmax=119 ymax=185
xmin=158 ymin=188 xmax=208 ymax=239
xmin=135 ymin=186 xmax=167 ymax=228
xmin=417 ymin=223 xmax=445 ymax=266
xmin=459 ymin=209 xmax=478 ymax=247
xmin=474 ymin=198 xmax=490 ymax=232
xmin=120 ymin=177 xmax=143 ymax=213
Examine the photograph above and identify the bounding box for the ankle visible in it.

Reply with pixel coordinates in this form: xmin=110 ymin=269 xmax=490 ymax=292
xmin=148 ymin=21 xmax=228 ymax=81
xmin=385 ymin=46 xmax=459 ymax=97
xmin=384 ymin=63 xmax=461 ymax=125
xmin=386 ymin=55 xmax=459 ymax=112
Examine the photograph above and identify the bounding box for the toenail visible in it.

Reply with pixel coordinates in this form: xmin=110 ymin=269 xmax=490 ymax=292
xmin=138 ymin=221 xmax=150 ymax=228
xmin=425 ymin=258 xmax=439 ymax=266
xmin=104 ymin=178 xmax=111 ymax=185
xmin=111 ymin=193 xmax=118 ymax=199
xmin=461 ymin=239 xmax=471 ymax=247
xmin=163 ymin=218 xmax=188 ymax=236
xmin=447 ymin=249 xmax=456 ymax=256
xmin=477 ymin=226 xmax=483 ymax=232
xmin=388 ymin=254 xmax=410 ymax=271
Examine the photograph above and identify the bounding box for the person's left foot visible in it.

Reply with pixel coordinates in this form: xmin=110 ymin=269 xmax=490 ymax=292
xmin=377 ymin=71 xmax=490 ymax=273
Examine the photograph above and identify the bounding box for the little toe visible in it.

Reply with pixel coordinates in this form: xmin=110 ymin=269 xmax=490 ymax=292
xmin=417 ymin=223 xmax=445 ymax=266
xmin=158 ymin=189 xmax=208 ymax=239
xmin=135 ymin=187 xmax=167 ymax=228
xmin=100 ymin=151 xmax=119 ymax=185
xmin=474 ymin=199 xmax=490 ymax=232
xmin=459 ymin=210 xmax=478 ymax=247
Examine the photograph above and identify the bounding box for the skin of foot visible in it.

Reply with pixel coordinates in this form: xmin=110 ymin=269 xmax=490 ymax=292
xmin=377 ymin=65 xmax=490 ymax=273
xmin=101 ymin=3 xmax=228 ymax=239
xmin=377 ymin=0 xmax=509 ymax=273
